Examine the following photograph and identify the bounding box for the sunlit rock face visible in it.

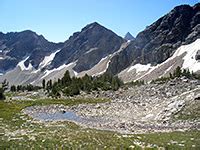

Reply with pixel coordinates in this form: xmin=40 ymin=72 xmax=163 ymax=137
xmin=107 ymin=3 xmax=200 ymax=75
xmin=0 ymin=30 xmax=62 ymax=73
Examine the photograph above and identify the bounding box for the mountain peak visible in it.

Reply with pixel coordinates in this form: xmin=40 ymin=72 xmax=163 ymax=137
xmin=20 ymin=30 xmax=36 ymax=34
xmin=82 ymin=22 xmax=104 ymax=31
xmin=174 ymin=4 xmax=191 ymax=9
xmin=124 ymin=32 xmax=134 ymax=41
xmin=89 ymin=22 xmax=101 ymax=26
xmin=171 ymin=3 xmax=200 ymax=14
xmin=51 ymin=21 xmax=124 ymax=72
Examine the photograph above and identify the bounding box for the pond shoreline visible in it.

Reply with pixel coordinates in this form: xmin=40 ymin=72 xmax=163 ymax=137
xmin=23 ymin=104 xmax=200 ymax=134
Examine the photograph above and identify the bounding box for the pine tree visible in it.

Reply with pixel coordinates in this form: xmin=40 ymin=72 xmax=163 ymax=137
xmin=182 ymin=69 xmax=187 ymax=77
xmin=82 ymin=74 xmax=93 ymax=92
xmin=17 ymin=85 xmax=21 ymax=92
xmin=2 ymin=79 xmax=8 ymax=91
xmin=0 ymin=81 xmax=6 ymax=100
xmin=186 ymin=69 xmax=191 ymax=78
xmin=46 ymin=80 xmax=53 ymax=92
xmin=169 ymin=73 xmax=173 ymax=79
xmin=42 ymin=79 xmax=46 ymax=89
xmin=174 ymin=66 xmax=182 ymax=77
xmin=0 ymin=87 xmax=5 ymax=100
xmin=62 ymin=71 xmax=72 ymax=86
xmin=58 ymin=78 xmax=61 ymax=85
xmin=10 ymin=85 xmax=16 ymax=92
xmin=51 ymin=82 xmax=61 ymax=98
xmin=45 ymin=69 xmax=124 ymax=97
xmin=111 ymin=77 xmax=120 ymax=91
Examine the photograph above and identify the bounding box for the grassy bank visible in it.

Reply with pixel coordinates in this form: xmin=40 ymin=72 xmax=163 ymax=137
xmin=0 ymin=98 xmax=199 ymax=149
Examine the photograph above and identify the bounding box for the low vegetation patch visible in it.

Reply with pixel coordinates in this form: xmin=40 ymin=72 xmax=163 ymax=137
xmin=174 ymin=101 xmax=200 ymax=120
xmin=138 ymin=131 xmax=200 ymax=149
xmin=0 ymin=98 xmax=199 ymax=149
xmin=151 ymin=66 xmax=200 ymax=84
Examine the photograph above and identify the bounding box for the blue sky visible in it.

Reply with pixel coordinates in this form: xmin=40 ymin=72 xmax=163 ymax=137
xmin=0 ymin=0 xmax=199 ymax=42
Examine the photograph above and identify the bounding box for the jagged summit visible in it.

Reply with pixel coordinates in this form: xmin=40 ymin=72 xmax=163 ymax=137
xmin=80 ymin=22 xmax=109 ymax=34
xmin=50 ymin=21 xmax=124 ymax=71
xmin=83 ymin=22 xmax=101 ymax=29
xmin=124 ymin=32 xmax=134 ymax=41
xmin=107 ymin=3 xmax=200 ymax=75
xmin=0 ymin=21 xmax=124 ymax=85
xmin=0 ymin=30 xmax=62 ymax=73
xmin=0 ymin=3 xmax=200 ymax=85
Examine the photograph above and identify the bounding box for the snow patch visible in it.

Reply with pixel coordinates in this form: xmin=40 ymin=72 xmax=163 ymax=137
xmin=158 ymin=66 xmax=173 ymax=78
xmin=97 ymin=56 xmax=109 ymax=64
xmin=180 ymin=40 xmax=200 ymax=72
xmin=135 ymin=66 xmax=157 ymax=81
xmin=95 ymin=56 xmax=111 ymax=76
xmin=73 ymin=70 xmax=78 ymax=76
xmin=136 ymin=39 xmax=200 ymax=80
xmin=39 ymin=49 xmax=61 ymax=68
xmin=162 ymin=39 xmax=200 ymax=72
xmin=17 ymin=56 xmax=33 ymax=71
xmin=164 ymin=66 xmax=173 ymax=74
xmin=41 ymin=62 xmax=75 ymax=79
xmin=128 ymin=64 xmax=152 ymax=73
xmin=85 ymin=48 xmax=98 ymax=54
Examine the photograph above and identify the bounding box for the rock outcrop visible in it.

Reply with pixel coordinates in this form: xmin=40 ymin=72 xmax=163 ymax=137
xmin=50 ymin=22 xmax=124 ymax=72
xmin=124 ymin=32 xmax=134 ymax=41
xmin=0 ymin=30 xmax=62 ymax=73
xmin=107 ymin=3 xmax=200 ymax=75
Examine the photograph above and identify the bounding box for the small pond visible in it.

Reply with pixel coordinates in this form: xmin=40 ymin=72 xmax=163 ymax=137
xmin=33 ymin=111 xmax=83 ymax=122
xmin=24 ymin=106 xmax=110 ymax=125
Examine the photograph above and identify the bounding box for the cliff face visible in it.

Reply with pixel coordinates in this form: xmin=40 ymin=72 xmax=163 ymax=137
xmin=1 ymin=3 xmax=200 ymax=85
xmin=107 ymin=3 xmax=200 ymax=75
xmin=0 ymin=30 xmax=62 ymax=73
xmin=50 ymin=22 xmax=124 ymax=72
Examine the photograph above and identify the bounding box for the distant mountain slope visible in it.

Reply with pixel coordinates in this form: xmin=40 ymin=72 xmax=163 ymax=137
xmin=119 ymin=39 xmax=200 ymax=82
xmin=0 ymin=3 xmax=200 ymax=85
xmin=0 ymin=22 xmax=125 ymax=85
xmin=124 ymin=32 xmax=134 ymax=41
xmin=50 ymin=22 xmax=124 ymax=72
xmin=0 ymin=30 xmax=63 ymax=73
xmin=107 ymin=3 xmax=200 ymax=75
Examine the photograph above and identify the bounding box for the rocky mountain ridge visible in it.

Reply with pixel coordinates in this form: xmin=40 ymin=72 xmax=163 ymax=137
xmin=107 ymin=3 xmax=200 ymax=75
xmin=0 ymin=3 xmax=200 ymax=85
xmin=124 ymin=32 xmax=135 ymax=41
xmin=0 ymin=30 xmax=63 ymax=73
xmin=50 ymin=22 xmax=124 ymax=72
xmin=0 ymin=22 xmax=125 ymax=85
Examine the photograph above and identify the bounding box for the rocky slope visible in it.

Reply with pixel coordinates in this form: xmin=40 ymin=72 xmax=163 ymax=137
xmin=50 ymin=22 xmax=124 ymax=72
xmin=0 ymin=30 xmax=62 ymax=73
xmin=119 ymin=38 xmax=200 ymax=82
xmin=0 ymin=3 xmax=200 ymax=85
xmin=124 ymin=32 xmax=134 ymax=41
xmin=0 ymin=22 xmax=125 ymax=85
xmin=107 ymin=3 xmax=200 ymax=75
xmin=23 ymin=78 xmax=200 ymax=134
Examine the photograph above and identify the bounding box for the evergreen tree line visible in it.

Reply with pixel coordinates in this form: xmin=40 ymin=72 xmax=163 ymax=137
xmin=43 ymin=71 xmax=123 ymax=98
xmin=151 ymin=66 xmax=200 ymax=84
xmin=10 ymin=84 xmax=42 ymax=92
xmin=0 ymin=80 xmax=9 ymax=100
xmin=129 ymin=80 xmax=145 ymax=86
xmin=169 ymin=66 xmax=198 ymax=79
